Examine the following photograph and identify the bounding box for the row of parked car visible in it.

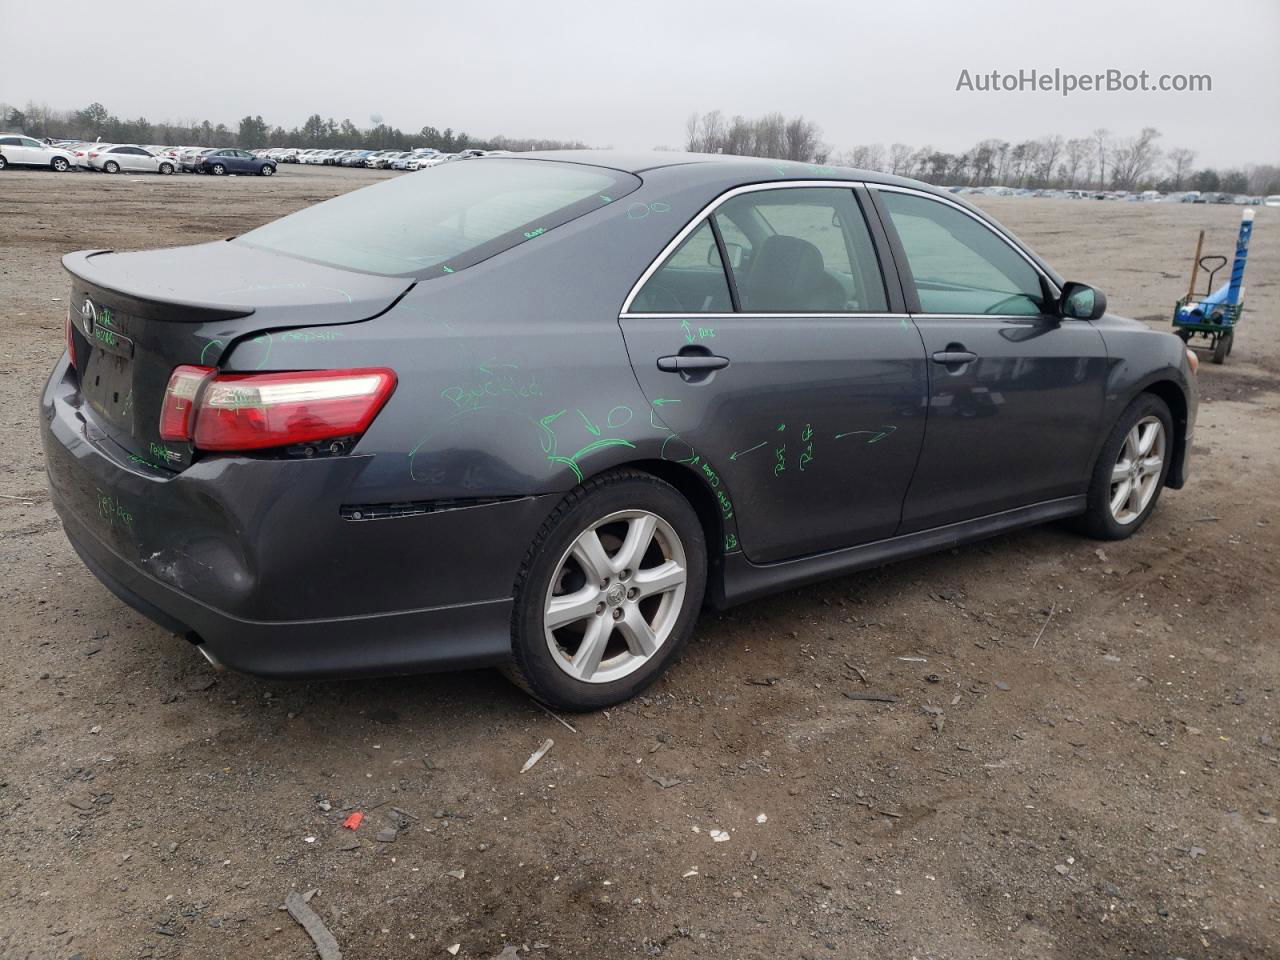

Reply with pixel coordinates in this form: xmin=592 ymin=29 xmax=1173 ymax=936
xmin=0 ymin=135 xmax=279 ymax=176
xmin=254 ymin=146 xmax=501 ymax=170
xmin=1 ymin=134 xmax=505 ymax=178
xmin=947 ymin=183 xmax=1277 ymax=205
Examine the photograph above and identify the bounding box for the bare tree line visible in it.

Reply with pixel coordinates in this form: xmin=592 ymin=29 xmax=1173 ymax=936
xmin=684 ymin=110 xmax=1280 ymax=196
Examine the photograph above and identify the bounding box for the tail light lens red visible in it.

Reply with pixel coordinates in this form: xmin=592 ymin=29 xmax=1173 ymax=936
xmin=159 ymin=366 xmax=396 ymax=452
xmin=159 ymin=365 xmax=216 ymax=441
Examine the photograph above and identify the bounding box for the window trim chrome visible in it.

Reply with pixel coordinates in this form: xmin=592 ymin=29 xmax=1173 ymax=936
xmin=619 ymin=179 xmax=1060 ymax=318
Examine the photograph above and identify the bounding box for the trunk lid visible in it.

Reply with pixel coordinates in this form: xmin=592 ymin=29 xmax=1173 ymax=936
xmin=65 ymin=241 xmax=411 ymax=472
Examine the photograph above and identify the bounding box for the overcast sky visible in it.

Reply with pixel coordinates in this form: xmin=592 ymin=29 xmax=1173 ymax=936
xmin=3 ymin=0 xmax=1277 ymax=166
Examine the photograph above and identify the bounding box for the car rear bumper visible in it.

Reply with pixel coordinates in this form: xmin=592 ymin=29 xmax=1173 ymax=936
xmin=41 ymin=356 xmax=544 ymax=679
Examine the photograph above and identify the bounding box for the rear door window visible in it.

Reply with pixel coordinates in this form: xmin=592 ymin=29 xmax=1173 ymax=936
xmin=631 ymin=221 xmax=732 ymax=313
xmin=713 ymin=188 xmax=887 ymax=312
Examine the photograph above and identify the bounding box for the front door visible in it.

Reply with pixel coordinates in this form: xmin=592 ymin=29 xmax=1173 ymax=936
xmin=620 ymin=185 xmax=929 ymax=564
xmin=872 ymin=187 xmax=1108 ymax=532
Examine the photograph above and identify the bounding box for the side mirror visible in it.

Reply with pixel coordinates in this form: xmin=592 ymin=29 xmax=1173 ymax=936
xmin=1059 ymin=281 xmax=1107 ymax=320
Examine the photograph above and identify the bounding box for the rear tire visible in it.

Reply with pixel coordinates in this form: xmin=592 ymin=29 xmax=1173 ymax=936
xmin=51 ymin=156 xmax=69 ymax=172
xmin=103 ymin=160 xmax=119 ymax=174
xmin=0 ymin=154 xmax=7 ymax=171
xmin=159 ymin=162 xmax=174 ymax=175
xmin=211 ymin=163 xmax=226 ymax=176
xmin=506 ymin=470 xmax=707 ymax=711
xmin=1077 ymin=393 xmax=1173 ymax=540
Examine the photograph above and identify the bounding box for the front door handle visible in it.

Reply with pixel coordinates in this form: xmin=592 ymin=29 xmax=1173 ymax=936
xmin=657 ymin=355 xmax=730 ymax=373
xmin=931 ymin=350 xmax=977 ymax=365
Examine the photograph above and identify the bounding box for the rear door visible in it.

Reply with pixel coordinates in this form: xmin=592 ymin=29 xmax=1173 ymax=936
xmin=870 ymin=186 xmax=1108 ymax=532
xmin=21 ymin=136 xmax=47 ymax=164
xmin=117 ymin=147 xmax=144 ymax=171
xmin=620 ymin=184 xmax=928 ymax=564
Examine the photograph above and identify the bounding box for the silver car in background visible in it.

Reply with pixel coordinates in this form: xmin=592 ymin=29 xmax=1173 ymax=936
xmin=89 ymin=144 xmax=176 ymax=174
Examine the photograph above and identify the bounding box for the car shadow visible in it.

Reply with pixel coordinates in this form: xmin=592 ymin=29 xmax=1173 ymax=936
xmin=121 ymin=518 xmax=1084 ymax=734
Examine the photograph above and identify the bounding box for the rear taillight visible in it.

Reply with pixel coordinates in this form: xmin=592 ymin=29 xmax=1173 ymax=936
xmin=65 ymin=305 xmax=76 ymax=368
xmin=160 ymin=367 xmax=396 ymax=452
xmin=159 ymin=365 xmax=216 ymax=441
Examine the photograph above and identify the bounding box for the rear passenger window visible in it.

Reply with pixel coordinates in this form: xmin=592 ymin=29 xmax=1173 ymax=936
xmin=631 ymin=221 xmax=732 ymax=313
xmin=714 ymin=188 xmax=887 ymax=313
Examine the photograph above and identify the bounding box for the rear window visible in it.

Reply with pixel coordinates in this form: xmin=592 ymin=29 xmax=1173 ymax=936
xmin=236 ymin=158 xmax=639 ymax=277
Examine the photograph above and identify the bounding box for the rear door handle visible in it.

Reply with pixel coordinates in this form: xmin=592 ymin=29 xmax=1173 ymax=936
xmin=657 ymin=355 xmax=730 ymax=373
xmin=930 ymin=350 xmax=977 ymax=364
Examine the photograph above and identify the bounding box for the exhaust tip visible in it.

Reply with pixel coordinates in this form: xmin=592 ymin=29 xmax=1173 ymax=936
xmin=196 ymin=644 xmax=226 ymax=672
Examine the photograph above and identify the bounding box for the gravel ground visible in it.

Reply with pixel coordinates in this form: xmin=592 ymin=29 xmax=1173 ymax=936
xmin=1 ymin=164 xmax=1277 ymax=960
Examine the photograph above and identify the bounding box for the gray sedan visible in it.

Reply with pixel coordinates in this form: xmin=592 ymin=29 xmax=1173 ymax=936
xmin=42 ymin=151 xmax=1197 ymax=710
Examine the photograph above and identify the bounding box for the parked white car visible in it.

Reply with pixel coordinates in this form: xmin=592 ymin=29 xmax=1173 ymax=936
xmin=87 ymin=144 xmax=176 ymax=175
xmin=0 ymin=133 xmax=77 ymax=171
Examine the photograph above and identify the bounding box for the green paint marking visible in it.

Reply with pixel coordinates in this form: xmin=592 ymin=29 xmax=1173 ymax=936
xmin=442 ymin=265 xmax=455 ymax=274
xmin=599 ymin=195 xmax=613 ymax=203
xmin=834 ymin=425 xmax=897 ymax=443
xmin=576 ymin=409 xmax=601 ymax=436
xmin=547 ymin=455 xmax=584 ymax=483
xmin=680 ymin=319 xmax=694 ymax=343
xmin=199 ymin=339 xmax=223 ymax=365
xmin=728 ymin=441 xmax=767 ymax=461
xmin=252 ymin=331 xmax=273 ymax=370
xmin=523 ymin=226 xmax=546 ymax=239
xmin=567 ymin=437 xmax=635 ymax=462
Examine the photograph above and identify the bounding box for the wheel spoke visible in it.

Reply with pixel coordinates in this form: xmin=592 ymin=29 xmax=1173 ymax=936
xmin=1124 ymin=427 xmax=1141 ymax=462
xmin=571 ymin=529 xmax=612 ymax=584
xmin=570 ymin=617 xmax=611 ymax=681
xmin=614 ymin=514 xmax=657 ymax=573
xmin=545 ymin=586 xmax=600 ymax=631
xmin=632 ymin=559 xmax=686 ymax=600
xmin=1127 ymin=478 xmax=1145 ymax=515
xmin=1110 ymin=479 xmax=1131 ymax=516
xmin=617 ymin=606 xmax=659 ymax=657
xmin=1137 ymin=422 xmax=1158 ymax=456
xmin=1111 ymin=459 xmax=1131 ymax=483
xmin=1139 ymin=455 xmax=1163 ymax=477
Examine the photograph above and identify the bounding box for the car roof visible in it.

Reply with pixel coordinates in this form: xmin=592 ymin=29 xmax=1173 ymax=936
xmin=499 ymin=149 xmax=945 ymax=192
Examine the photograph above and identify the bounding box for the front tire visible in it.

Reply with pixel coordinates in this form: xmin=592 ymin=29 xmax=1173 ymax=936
xmin=51 ymin=156 xmax=69 ymax=172
xmin=0 ymin=154 xmax=7 ymax=171
xmin=507 ymin=470 xmax=707 ymax=711
xmin=260 ymin=164 xmax=274 ymax=176
xmin=1078 ymin=393 xmax=1173 ymax=540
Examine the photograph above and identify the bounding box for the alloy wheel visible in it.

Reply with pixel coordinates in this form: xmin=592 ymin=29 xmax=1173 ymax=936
xmin=1109 ymin=416 xmax=1165 ymax=525
xmin=544 ymin=510 xmax=687 ymax=684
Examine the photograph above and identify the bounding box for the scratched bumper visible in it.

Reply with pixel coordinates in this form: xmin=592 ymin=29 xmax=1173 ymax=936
xmin=40 ymin=355 xmax=549 ymax=678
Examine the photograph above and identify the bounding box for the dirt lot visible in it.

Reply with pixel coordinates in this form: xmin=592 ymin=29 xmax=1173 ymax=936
xmin=1 ymin=165 xmax=1277 ymax=960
